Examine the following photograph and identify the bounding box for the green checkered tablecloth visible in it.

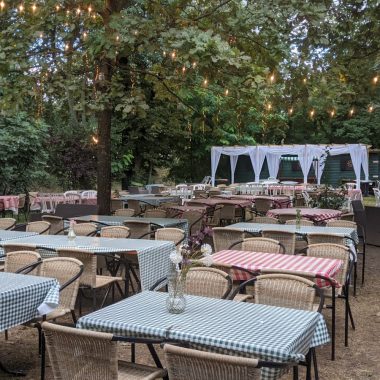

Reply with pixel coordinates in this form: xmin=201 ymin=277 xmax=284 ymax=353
xmin=0 ymin=230 xmax=38 ymax=241
xmin=74 ymin=215 xmax=189 ymax=237
xmin=0 ymin=272 xmax=60 ymax=331
xmin=3 ymin=235 xmax=175 ymax=291
xmin=77 ymin=291 xmax=329 ymax=380
xmin=229 ymin=223 xmax=359 ymax=244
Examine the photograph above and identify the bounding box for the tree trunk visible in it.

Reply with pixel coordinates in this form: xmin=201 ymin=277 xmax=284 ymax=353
xmin=97 ymin=107 xmax=112 ymax=214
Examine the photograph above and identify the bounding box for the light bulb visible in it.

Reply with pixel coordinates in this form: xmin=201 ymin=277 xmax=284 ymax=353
xmin=171 ymin=51 xmax=176 ymax=59
xmin=18 ymin=4 xmax=24 ymax=12
xmin=31 ymin=4 xmax=37 ymax=12
xmin=192 ymin=62 xmax=197 ymax=68
xmin=203 ymin=78 xmax=208 ymax=86
xmin=76 ymin=7 xmax=81 ymax=15
xmin=0 ymin=1 xmax=5 ymax=10
xmin=270 ymin=74 xmax=275 ymax=83
xmin=330 ymin=110 xmax=335 ymax=117
xmin=373 ymin=76 xmax=379 ymax=85
xmin=310 ymin=109 xmax=315 ymax=117
xmin=349 ymin=108 xmax=354 ymax=116
xmin=64 ymin=43 xmax=69 ymax=51
xmin=288 ymin=107 xmax=293 ymax=115
xmin=182 ymin=66 xmax=186 ymax=73
xmin=303 ymin=78 xmax=307 ymax=84
xmin=267 ymin=103 xmax=272 ymax=111
xmin=92 ymin=136 xmax=98 ymax=144
xmin=83 ymin=32 xmax=87 ymax=39
xmin=88 ymin=5 xmax=92 ymax=13
xmin=368 ymin=105 xmax=374 ymax=113
xmin=225 ymin=89 xmax=229 ymax=96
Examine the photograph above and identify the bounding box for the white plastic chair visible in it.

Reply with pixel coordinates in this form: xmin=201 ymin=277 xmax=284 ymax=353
xmin=81 ymin=190 xmax=97 ymax=199
xmin=373 ymin=188 xmax=380 ymax=206
xmin=193 ymin=184 xmax=206 ymax=190
xmin=64 ymin=191 xmax=81 ymax=204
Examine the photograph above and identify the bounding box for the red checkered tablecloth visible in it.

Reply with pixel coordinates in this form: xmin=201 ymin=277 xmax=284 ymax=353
xmin=215 ymin=195 xmax=291 ymax=209
xmin=267 ymin=207 xmax=342 ymax=222
xmin=186 ymin=198 xmax=252 ymax=208
xmin=212 ymin=250 xmax=342 ymax=287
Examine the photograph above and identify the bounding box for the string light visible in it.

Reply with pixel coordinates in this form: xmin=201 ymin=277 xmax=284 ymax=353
xmin=39 ymin=32 xmax=43 ymax=38
xmin=349 ymin=108 xmax=354 ymax=117
xmin=303 ymin=78 xmax=307 ymax=84
xmin=88 ymin=5 xmax=92 ymax=13
xmin=0 ymin=1 xmax=5 ymax=10
xmin=115 ymin=35 xmax=119 ymax=41
xmin=267 ymin=103 xmax=272 ymax=111
xmin=55 ymin=5 xmax=60 ymax=11
xmin=83 ymin=32 xmax=88 ymax=39
xmin=309 ymin=109 xmax=315 ymax=118
xmin=203 ymin=78 xmax=208 ymax=87
xmin=64 ymin=43 xmax=69 ymax=51
xmin=373 ymin=76 xmax=379 ymax=85
xmin=171 ymin=51 xmax=176 ymax=59
xmin=76 ymin=7 xmax=81 ymax=15
xmin=330 ymin=109 xmax=335 ymax=118
xmin=269 ymin=74 xmax=275 ymax=83
xmin=92 ymin=136 xmax=99 ymax=144
xmin=182 ymin=66 xmax=186 ymax=74
xmin=224 ymin=89 xmax=229 ymax=96
xmin=163 ymin=51 xmax=166 ymax=57
xmin=192 ymin=62 xmax=197 ymax=68
xmin=134 ymin=30 xmax=138 ymax=35
xmin=31 ymin=4 xmax=37 ymax=13
xmin=368 ymin=105 xmax=374 ymax=113
xmin=288 ymin=107 xmax=293 ymax=115
xmin=18 ymin=4 xmax=24 ymax=12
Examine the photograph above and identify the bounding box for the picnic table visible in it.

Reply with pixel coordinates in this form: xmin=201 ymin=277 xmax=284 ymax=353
xmin=2 ymin=235 xmax=175 ymax=291
xmin=77 ymin=291 xmax=329 ymax=380
xmin=211 ymin=249 xmax=343 ymax=286
xmin=267 ymin=207 xmax=342 ymax=222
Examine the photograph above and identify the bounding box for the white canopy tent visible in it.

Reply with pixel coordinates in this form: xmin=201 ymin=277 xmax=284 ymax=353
xmin=211 ymin=144 xmax=369 ymax=189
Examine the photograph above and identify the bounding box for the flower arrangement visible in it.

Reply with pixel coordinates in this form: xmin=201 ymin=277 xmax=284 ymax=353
xmin=309 ymin=185 xmax=347 ymax=210
xmin=166 ymin=231 xmax=213 ymax=313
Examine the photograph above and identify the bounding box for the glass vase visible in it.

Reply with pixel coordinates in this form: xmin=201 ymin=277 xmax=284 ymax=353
xmin=67 ymin=227 xmax=76 ymax=241
xmin=166 ymin=274 xmax=186 ymax=314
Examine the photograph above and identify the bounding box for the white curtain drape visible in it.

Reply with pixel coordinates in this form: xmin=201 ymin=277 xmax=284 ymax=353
xmin=211 ymin=144 xmax=369 ymax=187
xmin=266 ymin=154 xmax=282 ymax=178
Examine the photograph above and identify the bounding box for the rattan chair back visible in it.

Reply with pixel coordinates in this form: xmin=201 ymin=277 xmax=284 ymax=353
xmin=26 ymin=221 xmax=51 ymax=235
xmin=164 ymin=344 xmax=261 ymax=380
xmin=73 ymin=222 xmax=97 ymax=237
xmin=56 ymin=248 xmax=95 ymax=288
xmin=18 ymin=194 xmax=26 ymax=209
xmin=42 ymin=215 xmax=64 ymax=235
xmin=241 ymin=238 xmax=282 ymax=253
xmin=285 ymin=219 xmax=314 ymax=226
xmin=212 ymin=228 xmax=245 ymax=252
xmin=182 ymin=211 xmax=204 ymax=235
xmin=155 ymin=228 xmax=185 ymax=246
xmin=340 ymin=213 xmax=354 ymax=221
xmin=184 ymin=267 xmax=232 ymax=299
xmin=127 ymin=200 xmax=141 ymax=215
xmin=4 ymin=251 xmax=41 ymax=274
xmin=110 ymin=199 xmax=124 ymax=213
xmin=114 ymin=208 xmax=135 ymax=217
xmin=307 ymin=233 xmax=346 ymax=246
xmin=278 ymin=214 xmax=303 ymax=223
xmin=325 ymin=220 xmax=357 ymax=228
xmin=42 ymin=322 xmax=118 ymax=379
xmin=306 ymin=243 xmax=350 ymax=287
xmin=262 ymin=230 xmax=295 ymax=254
xmin=144 ymin=209 xmax=167 ymax=218
xmin=40 ymin=257 xmax=83 ymax=311
xmin=0 ymin=218 xmax=16 ymax=230
xmin=100 ymin=226 xmax=130 ymax=239
xmin=250 ymin=216 xmax=279 ymax=224
xmin=254 ymin=198 xmax=273 ymax=214
xmin=3 ymin=243 xmax=37 ymax=254
xmin=218 ymin=203 xmax=236 ymax=222
xmin=123 ymin=220 xmax=151 ymax=239
xmin=255 ymin=273 xmax=317 ymax=311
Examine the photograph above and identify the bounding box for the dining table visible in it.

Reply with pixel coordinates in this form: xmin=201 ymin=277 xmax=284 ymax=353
xmin=267 ymin=207 xmax=342 ymax=222
xmin=77 ymin=291 xmax=330 ymax=380
xmin=216 ymin=194 xmax=291 ymax=208
xmin=211 ymin=249 xmax=343 ymax=286
xmin=0 ymin=272 xmax=60 ymax=375
xmin=1 ymin=235 xmax=175 ymax=292
xmin=186 ymin=198 xmax=252 ymax=208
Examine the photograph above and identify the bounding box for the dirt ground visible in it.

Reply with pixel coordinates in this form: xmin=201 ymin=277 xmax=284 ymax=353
xmin=1 ymin=246 xmax=380 ymax=380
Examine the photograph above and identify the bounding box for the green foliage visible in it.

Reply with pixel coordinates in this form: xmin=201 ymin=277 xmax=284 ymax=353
xmin=310 ymin=186 xmax=347 ymax=210
xmin=0 ymin=113 xmax=49 ymax=194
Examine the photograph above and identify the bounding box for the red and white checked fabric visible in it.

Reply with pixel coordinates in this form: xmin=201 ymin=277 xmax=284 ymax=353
xmin=216 ymin=195 xmax=290 ymax=209
xmin=0 ymin=196 xmax=19 ymax=212
xmin=213 ymin=250 xmax=343 ymax=287
xmin=187 ymin=198 xmax=252 ymax=208
xmin=267 ymin=208 xmax=342 ymax=222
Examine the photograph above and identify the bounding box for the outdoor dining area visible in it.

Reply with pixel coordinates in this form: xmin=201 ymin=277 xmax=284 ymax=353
xmin=0 ymin=165 xmax=374 ymax=380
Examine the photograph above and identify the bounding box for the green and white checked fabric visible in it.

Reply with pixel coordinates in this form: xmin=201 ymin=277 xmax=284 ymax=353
xmin=0 ymin=230 xmax=38 ymax=241
xmin=120 ymin=195 xmax=180 ymax=206
xmin=3 ymin=235 xmax=175 ymax=291
xmin=0 ymin=272 xmax=60 ymax=331
xmin=77 ymin=291 xmax=329 ymax=380
xmin=229 ymin=222 xmax=359 ymax=244
xmin=74 ymin=215 xmax=189 ymax=237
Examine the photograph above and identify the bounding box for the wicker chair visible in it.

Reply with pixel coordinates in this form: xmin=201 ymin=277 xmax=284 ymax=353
xmin=164 ymin=344 xmax=288 ymax=380
xmin=325 ymin=220 xmax=357 ymax=228
xmin=57 ymin=248 xmax=123 ymax=310
xmin=182 ymin=211 xmax=204 ymax=236
xmin=250 ymin=216 xmax=279 ymax=224
xmin=26 ymin=221 xmax=51 ymax=235
xmin=253 ymin=198 xmax=273 ymax=215
xmin=218 ymin=203 xmax=239 ymax=225
xmin=114 ymin=208 xmax=135 ymax=217
xmin=144 ymin=209 xmax=167 ymax=218
xmin=73 ymin=222 xmax=98 ymax=237
xmin=204 ymin=206 xmax=223 ymax=228
xmin=285 ymin=219 xmax=314 ymax=226
xmin=3 ymin=243 xmax=37 ymax=254
xmin=42 ymin=215 xmax=64 ymax=235
xmin=42 ymin=322 xmax=167 ymax=380
xmin=340 ymin=213 xmax=354 ymax=221
xmin=4 ymin=250 xmax=41 ymax=275
xmin=127 ymin=200 xmax=143 ymax=216
xmin=278 ymin=214 xmax=305 ymax=224
xmin=123 ymin=220 xmax=152 ymax=239
xmin=229 ymin=237 xmax=283 ymax=253
xmin=0 ymin=218 xmax=16 ymax=230
xmin=110 ymin=199 xmax=124 ymax=213
xmin=212 ymin=228 xmax=245 ymax=252
xmin=307 ymin=233 xmax=348 ymax=246
xmin=155 ymin=228 xmax=185 ymax=246
xmin=262 ymin=230 xmax=296 ymax=255
xmin=306 ymin=243 xmax=355 ymax=357
xmin=100 ymin=226 xmax=130 ymax=239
